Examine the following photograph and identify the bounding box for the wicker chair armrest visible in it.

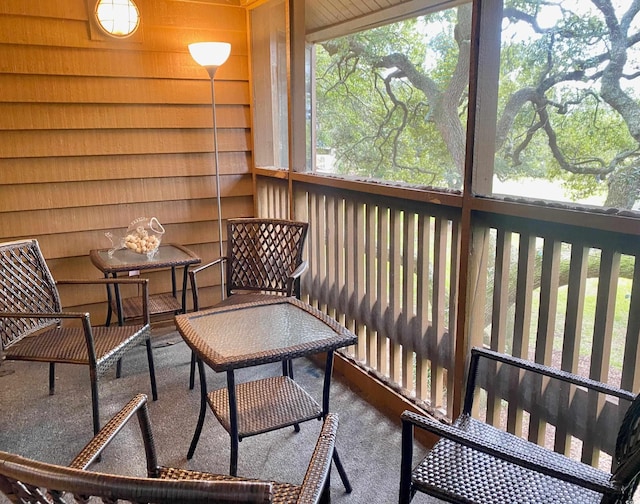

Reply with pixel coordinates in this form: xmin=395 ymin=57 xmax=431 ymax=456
xmin=2 ymin=452 xmax=273 ymax=503
xmin=0 ymin=311 xmax=88 ymax=320
xmin=401 ymin=410 xmax=618 ymax=496
xmin=70 ymin=394 xmax=149 ymax=470
xmin=470 ymin=347 xmax=635 ymax=402
xmin=296 ymin=413 xmax=338 ymax=504
xmin=189 ymin=258 xmax=227 ymax=311
xmin=57 ymin=277 xmax=150 ymax=324
xmin=190 ymin=257 xmax=226 ymax=276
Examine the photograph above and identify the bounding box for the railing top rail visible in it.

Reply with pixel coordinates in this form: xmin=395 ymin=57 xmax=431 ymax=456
xmin=474 ymin=211 xmax=640 ymax=254
xmin=255 ymin=169 xmax=640 ymax=239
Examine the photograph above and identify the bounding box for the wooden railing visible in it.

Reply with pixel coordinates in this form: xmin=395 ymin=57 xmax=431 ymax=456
xmin=255 ymin=172 xmax=640 ymax=469
xmin=469 ymin=211 xmax=640 ymax=468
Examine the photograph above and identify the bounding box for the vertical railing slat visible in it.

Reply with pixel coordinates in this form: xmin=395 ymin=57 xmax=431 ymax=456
xmin=447 ymin=218 xmax=460 ymax=414
xmin=403 ymin=212 xmax=416 ymax=392
xmin=486 ymin=228 xmax=512 ymax=426
xmin=326 ymin=194 xmax=338 ymax=319
xmin=389 ymin=208 xmax=403 ymax=384
xmin=365 ymin=204 xmax=377 ymax=367
xmin=529 ymin=238 xmax=561 ymax=446
xmin=583 ymin=249 xmax=620 ymax=466
xmin=317 ymin=193 xmax=328 ymax=313
xmin=507 ymin=232 xmax=536 ymax=436
xmin=554 ymin=244 xmax=588 ymax=455
xmin=377 ymin=206 xmax=390 ymax=376
xmin=355 ymin=201 xmax=366 ymax=362
xmin=416 ymin=214 xmax=431 ymax=401
xmin=431 ymin=216 xmax=448 ymax=409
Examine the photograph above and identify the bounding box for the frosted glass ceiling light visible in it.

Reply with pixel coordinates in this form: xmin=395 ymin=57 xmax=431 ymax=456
xmin=95 ymin=0 xmax=140 ymax=38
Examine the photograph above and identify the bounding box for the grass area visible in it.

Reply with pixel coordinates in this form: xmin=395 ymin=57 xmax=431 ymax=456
xmin=511 ymin=277 xmax=634 ymax=379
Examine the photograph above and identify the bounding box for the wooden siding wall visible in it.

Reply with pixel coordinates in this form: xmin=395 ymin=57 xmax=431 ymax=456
xmin=0 ymin=0 xmax=254 ymax=321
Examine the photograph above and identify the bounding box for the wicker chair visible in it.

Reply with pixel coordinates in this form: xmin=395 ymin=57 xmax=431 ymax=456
xmin=0 ymin=239 xmax=157 ymax=435
xmin=188 ymin=218 xmax=309 ymax=389
xmin=0 ymin=394 xmax=337 ymax=504
xmin=399 ymin=347 xmax=640 ymax=504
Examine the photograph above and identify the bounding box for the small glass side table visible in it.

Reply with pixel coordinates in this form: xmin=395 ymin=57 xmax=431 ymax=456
xmin=90 ymin=243 xmax=201 ymax=326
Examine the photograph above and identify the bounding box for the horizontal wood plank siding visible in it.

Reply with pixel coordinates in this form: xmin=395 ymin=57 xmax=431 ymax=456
xmin=0 ymin=0 xmax=253 ymax=322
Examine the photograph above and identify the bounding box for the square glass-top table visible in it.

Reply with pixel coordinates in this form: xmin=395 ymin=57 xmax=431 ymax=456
xmin=175 ymin=296 xmax=356 ymax=488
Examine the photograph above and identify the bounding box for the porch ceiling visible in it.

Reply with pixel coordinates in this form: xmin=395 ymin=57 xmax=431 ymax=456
xmin=304 ymin=0 xmax=465 ymax=42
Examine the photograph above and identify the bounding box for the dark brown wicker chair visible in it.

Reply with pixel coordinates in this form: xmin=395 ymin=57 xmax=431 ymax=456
xmin=188 ymin=218 xmax=309 ymax=389
xmin=399 ymin=347 xmax=640 ymax=504
xmin=0 ymin=239 xmax=157 ymax=435
xmin=0 ymin=394 xmax=337 ymax=504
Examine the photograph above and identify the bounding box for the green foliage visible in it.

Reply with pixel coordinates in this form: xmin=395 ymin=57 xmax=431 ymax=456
xmin=317 ymin=12 xmax=463 ymax=186
xmin=315 ymin=0 xmax=640 ymax=208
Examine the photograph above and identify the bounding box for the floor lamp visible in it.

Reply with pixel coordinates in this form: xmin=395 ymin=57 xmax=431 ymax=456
xmin=188 ymin=42 xmax=231 ymax=300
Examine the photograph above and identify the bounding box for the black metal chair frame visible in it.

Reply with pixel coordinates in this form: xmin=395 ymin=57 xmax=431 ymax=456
xmin=400 ymin=346 xmax=640 ymax=504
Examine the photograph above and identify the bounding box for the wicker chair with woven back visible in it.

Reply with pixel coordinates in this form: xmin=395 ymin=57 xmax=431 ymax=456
xmin=188 ymin=218 xmax=309 ymax=389
xmin=0 ymin=239 xmax=157 ymax=435
xmin=400 ymin=347 xmax=640 ymax=504
xmin=0 ymin=394 xmax=338 ymax=504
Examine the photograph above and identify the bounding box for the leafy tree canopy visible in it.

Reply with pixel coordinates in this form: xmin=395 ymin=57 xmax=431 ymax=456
xmin=316 ymin=0 xmax=640 ymax=209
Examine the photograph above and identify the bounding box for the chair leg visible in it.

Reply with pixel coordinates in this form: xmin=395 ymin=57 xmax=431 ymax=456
xmin=89 ymin=370 xmax=103 ymax=463
xmin=332 ymin=449 xmax=352 ymax=493
xmin=187 ymin=358 xmax=208 ymax=459
xmin=227 ymin=370 xmax=240 ymax=477
xmin=90 ymin=371 xmax=100 ymax=435
xmin=49 ymin=363 xmax=55 ymax=395
xmin=116 ymin=358 xmax=122 ymax=378
xmin=189 ymin=351 xmax=196 ymax=390
xmin=399 ymin=418 xmax=414 ymax=504
xmin=145 ymin=338 xmax=158 ymax=401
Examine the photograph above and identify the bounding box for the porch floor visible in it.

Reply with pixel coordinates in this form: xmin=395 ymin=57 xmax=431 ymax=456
xmin=0 ymin=327 xmax=439 ymax=503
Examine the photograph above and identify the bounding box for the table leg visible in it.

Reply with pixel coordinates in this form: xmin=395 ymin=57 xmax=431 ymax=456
xmin=181 ymin=265 xmax=189 ymax=313
xmin=227 ymin=370 xmax=239 ymax=476
xmin=187 ymin=358 xmax=209 ymax=460
xmin=323 ymin=350 xmax=352 ymax=493
xmin=322 ymin=350 xmax=334 ymax=415
xmin=112 ymin=272 xmax=124 ymax=378
xmin=103 ymin=272 xmax=113 ymax=327
xmin=112 ymin=272 xmax=124 ymax=326
xmin=171 ymin=265 xmax=177 ymax=302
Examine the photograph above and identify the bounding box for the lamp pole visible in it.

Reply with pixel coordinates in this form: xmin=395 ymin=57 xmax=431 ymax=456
xmin=189 ymin=42 xmax=231 ymax=301
xmin=208 ymin=68 xmax=225 ymax=301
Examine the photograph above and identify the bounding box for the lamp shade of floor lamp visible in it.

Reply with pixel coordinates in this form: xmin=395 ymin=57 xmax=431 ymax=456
xmin=189 ymin=42 xmax=231 ymax=300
